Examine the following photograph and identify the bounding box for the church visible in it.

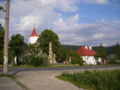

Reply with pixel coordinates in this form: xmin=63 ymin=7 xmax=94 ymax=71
xmin=28 ymin=27 xmax=38 ymax=44
xmin=28 ymin=27 xmax=100 ymax=65
xmin=28 ymin=27 xmax=56 ymax=64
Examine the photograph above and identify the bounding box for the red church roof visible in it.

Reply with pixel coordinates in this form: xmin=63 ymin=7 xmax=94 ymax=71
xmin=30 ymin=27 xmax=38 ymax=37
xmin=76 ymin=46 xmax=96 ymax=56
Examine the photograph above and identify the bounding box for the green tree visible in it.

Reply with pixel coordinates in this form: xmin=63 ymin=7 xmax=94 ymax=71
xmin=21 ymin=44 xmax=48 ymax=66
xmin=8 ymin=49 xmax=14 ymax=63
xmin=58 ymin=49 xmax=67 ymax=63
xmin=67 ymin=49 xmax=83 ymax=65
xmin=37 ymin=29 xmax=61 ymax=58
xmin=114 ymin=42 xmax=120 ymax=59
xmin=0 ymin=24 xmax=4 ymax=64
xmin=0 ymin=6 xmax=4 ymax=11
xmin=0 ymin=24 xmax=4 ymax=50
xmin=9 ymin=34 xmax=25 ymax=65
xmin=95 ymin=43 xmax=106 ymax=59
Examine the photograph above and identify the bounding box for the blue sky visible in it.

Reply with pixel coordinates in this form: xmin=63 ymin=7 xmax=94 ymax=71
xmin=0 ymin=0 xmax=120 ymax=46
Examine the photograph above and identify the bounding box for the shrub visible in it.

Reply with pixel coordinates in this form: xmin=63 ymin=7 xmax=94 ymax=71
xmin=24 ymin=55 xmax=48 ymax=66
xmin=67 ymin=49 xmax=84 ymax=65
xmin=58 ymin=70 xmax=120 ymax=90
xmin=71 ymin=54 xmax=83 ymax=66
xmin=0 ymin=50 xmax=3 ymax=64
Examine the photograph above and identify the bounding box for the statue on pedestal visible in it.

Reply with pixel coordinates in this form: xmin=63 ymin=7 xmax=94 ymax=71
xmin=48 ymin=42 xmax=56 ymax=64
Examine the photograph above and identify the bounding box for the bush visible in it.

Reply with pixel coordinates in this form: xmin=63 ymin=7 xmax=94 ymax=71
xmin=71 ymin=54 xmax=83 ymax=66
xmin=67 ymin=49 xmax=83 ymax=65
xmin=58 ymin=70 xmax=120 ymax=90
xmin=30 ymin=57 xmax=47 ymax=66
xmin=27 ymin=56 xmax=48 ymax=66
xmin=108 ymin=59 xmax=120 ymax=64
xmin=0 ymin=50 xmax=3 ymax=64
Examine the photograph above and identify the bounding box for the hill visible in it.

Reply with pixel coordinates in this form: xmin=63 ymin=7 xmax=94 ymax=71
xmin=61 ymin=45 xmax=81 ymax=51
xmin=61 ymin=44 xmax=116 ymax=56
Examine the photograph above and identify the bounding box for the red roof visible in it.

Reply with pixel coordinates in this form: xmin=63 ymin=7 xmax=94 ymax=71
xmin=30 ymin=27 xmax=38 ymax=37
xmin=76 ymin=46 xmax=96 ymax=56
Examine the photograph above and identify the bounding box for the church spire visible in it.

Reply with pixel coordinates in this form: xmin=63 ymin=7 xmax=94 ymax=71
xmin=31 ymin=27 xmax=38 ymax=37
xmin=29 ymin=27 xmax=38 ymax=44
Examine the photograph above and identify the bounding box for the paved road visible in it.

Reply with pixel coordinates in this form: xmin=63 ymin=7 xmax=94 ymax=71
xmin=0 ymin=65 xmax=120 ymax=90
xmin=16 ymin=65 xmax=120 ymax=90
xmin=17 ymin=71 xmax=83 ymax=90
xmin=0 ymin=65 xmax=120 ymax=74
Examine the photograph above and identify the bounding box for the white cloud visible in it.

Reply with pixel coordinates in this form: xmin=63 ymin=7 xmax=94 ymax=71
xmin=0 ymin=0 xmax=120 ymax=46
xmin=18 ymin=15 xmax=41 ymax=30
xmin=93 ymin=33 xmax=104 ymax=39
xmin=54 ymin=14 xmax=80 ymax=32
xmin=81 ymin=0 xmax=108 ymax=4
xmin=37 ymin=0 xmax=78 ymax=12
xmin=9 ymin=0 xmax=78 ymax=30
xmin=53 ymin=14 xmax=120 ymax=46
xmin=4 ymin=0 xmax=79 ymax=42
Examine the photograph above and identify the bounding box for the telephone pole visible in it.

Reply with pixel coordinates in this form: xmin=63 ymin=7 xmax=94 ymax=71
xmin=3 ymin=0 xmax=10 ymax=74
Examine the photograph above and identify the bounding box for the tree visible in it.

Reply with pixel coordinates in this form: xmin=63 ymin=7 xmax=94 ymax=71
xmin=67 ymin=49 xmax=83 ymax=65
xmin=9 ymin=34 xmax=25 ymax=65
xmin=0 ymin=24 xmax=4 ymax=50
xmin=21 ymin=43 xmax=48 ymax=66
xmin=95 ymin=43 xmax=106 ymax=60
xmin=37 ymin=29 xmax=61 ymax=58
xmin=0 ymin=6 xmax=4 ymax=11
xmin=114 ymin=42 xmax=120 ymax=59
xmin=0 ymin=24 xmax=4 ymax=64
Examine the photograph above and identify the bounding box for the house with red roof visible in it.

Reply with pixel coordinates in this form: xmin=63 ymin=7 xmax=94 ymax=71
xmin=28 ymin=27 xmax=38 ymax=44
xmin=76 ymin=46 xmax=97 ymax=65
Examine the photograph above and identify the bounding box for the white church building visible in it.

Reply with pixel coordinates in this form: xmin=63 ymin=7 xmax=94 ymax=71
xmin=28 ymin=27 xmax=56 ymax=64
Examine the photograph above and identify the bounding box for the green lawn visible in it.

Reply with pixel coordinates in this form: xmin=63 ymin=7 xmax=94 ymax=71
xmin=57 ymin=70 xmax=120 ymax=90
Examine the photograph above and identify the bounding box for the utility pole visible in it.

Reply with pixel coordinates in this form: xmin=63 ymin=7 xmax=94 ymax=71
xmin=3 ymin=0 xmax=10 ymax=74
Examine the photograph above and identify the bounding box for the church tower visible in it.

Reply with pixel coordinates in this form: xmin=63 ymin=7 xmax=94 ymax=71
xmin=28 ymin=27 xmax=38 ymax=44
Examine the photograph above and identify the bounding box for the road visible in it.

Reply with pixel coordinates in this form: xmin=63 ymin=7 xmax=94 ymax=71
xmin=0 ymin=65 xmax=120 ymax=90
xmin=0 ymin=65 xmax=120 ymax=74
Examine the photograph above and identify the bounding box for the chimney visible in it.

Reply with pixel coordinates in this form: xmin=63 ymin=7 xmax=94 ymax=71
xmin=89 ymin=46 xmax=92 ymax=50
xmin=85 ymin=46 xmax=88 ymax=49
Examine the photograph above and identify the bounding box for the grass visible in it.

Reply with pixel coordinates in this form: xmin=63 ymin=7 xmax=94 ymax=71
xmin=57 ymin=70 xmax=120 ymax=90
xmin=0 ymin=62 xmax=120 ymax=69
xmin=0 ymin=74 xmax=28 ymax=90
xmin=0 ymin=64 xmax=80 ymax=68
xmin=0 ymin=64 xmax=119 ymax=70
xmin=0 ymin=65 xmax=2 ymax=68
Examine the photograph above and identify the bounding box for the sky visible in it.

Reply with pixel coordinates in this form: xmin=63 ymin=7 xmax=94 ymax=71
xmin=0 ymin=0 xmax=120 ymax=46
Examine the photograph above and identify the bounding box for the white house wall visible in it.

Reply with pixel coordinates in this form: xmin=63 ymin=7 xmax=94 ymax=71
xmin=82 ymin=56 xmax=97 ymax=65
